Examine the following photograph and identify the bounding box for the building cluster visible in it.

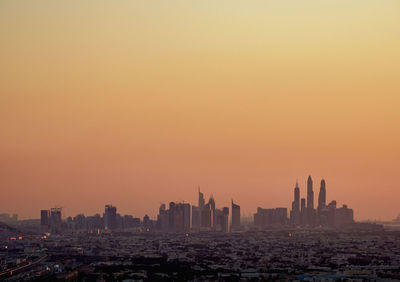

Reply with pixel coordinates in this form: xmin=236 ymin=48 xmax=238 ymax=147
xmin=289 ymin=176 xmax=354 ymax=228
xmin=254 ymin=176 xmax=354 ymax=229
xmin=40 ymin=206 xmax=141 ymax=233
xmin=157 ymin=189 xmax=240 ymax=233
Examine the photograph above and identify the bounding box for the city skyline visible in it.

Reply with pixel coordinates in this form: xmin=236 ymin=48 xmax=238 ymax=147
xmin=1 ymin=1 xmax=400 ymax=221
xmin=0 ymin=175 xmax=395 ymax=221
xmin=6 ymin=176 xmax=357 ymax=223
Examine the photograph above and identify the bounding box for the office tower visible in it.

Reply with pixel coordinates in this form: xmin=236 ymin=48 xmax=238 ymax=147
xmin=290 ymin=181 xmax=301 ymax=225
xmin=198 ymin=188 xmax=205 ymax=210
xmin=335 ymin=205 xmax=354 ymax=227
xmin=157 ymin=203 xmax=169 ymax=232
xmin=307 ymin=175 xmax=314 ymax=210
xmin=294 ymin=181 xmax=300 ymax=211
xmin=254 ymin=207 xmax=288 ymax=227
xmin=192 ymin=206 xmax=200 ymax=228
xmin=231 ymin=200 xmax=240 ymax=231
xmin=104 ymin=205 xmax=117 ymax=230
xmin=318 ymin=179 xmax=326 ymax=212
xmin=222 ymin=207 xmax=229 ymax=233
xmin=40 ymin=210 xmax=50 ymax=226
xmin=208 ymin=196 xmax=216 ymax=229
xmin=201 ymin=203 xmax=213 ymax=229
xmin=182 ymin=203 xmax=191 ymax=231
xmin=50 ymin=207 xmax=62 ymax=226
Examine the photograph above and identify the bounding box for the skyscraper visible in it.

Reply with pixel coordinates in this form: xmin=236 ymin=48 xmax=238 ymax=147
xmin=104 ymin=205 xmax=117 ymax=230
xmin=294 ymin=181 xmax=300 ymax=212
xmin=40 ymin=210 xmax=50 ymax=226
xmin=198 ymin=188 xmax=205 ymax=210
xmin=231 ymin=200 xmax=241 ymax=231
xmin=307 ymin=175 xmax=314 ymax=210
xmin=290 ymin=181 xmax=301 ymax=224
xmin=318 ymin=179 xmax=326 ymax=212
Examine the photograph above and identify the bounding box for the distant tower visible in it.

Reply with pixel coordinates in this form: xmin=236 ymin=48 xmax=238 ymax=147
xmin=307 ymin=176 xmax=314 ymax=210
xmin=104 ymin=205 xmax=117 ymax=230
xmin=198 ymin=187 xmax=205 ymax=210
xmin=231 ymin=200 xmax=241 ymax=231
xmin=294 ymin=181 xmax=300 ymax=212
xmin=40 ymin=210 xmax=50 ymax=226
xmin=318 ymin=179 xmax=326 ymax=211
xmin=290 ymin=181 xmax=301 ymax=224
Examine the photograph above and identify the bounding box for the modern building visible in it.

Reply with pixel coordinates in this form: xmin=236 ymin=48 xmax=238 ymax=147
xmin=318 ymin=179 xmax=326 ymax=212
xmin=104 ymin=205 xmax=117 ymax=230
xmin=231 ymin=200 xmax=241 ymax=231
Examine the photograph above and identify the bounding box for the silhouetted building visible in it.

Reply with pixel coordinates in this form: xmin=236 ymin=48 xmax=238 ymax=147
xmin=50 ymin=208 xmax=62 ymax=226
xmin=290 ymin=181 xmax=301 ymax=225
xmin=254 ymin=207 xmax=288 ymax=227
xmin=231 ymin=200 xmax=241 ymax=231
xmin=215 ymin=207 xmax=229 ymax=232
xmin=40 ymin=210 xmax=50 ymax=226
xmin=318 ymin=179 xmax=326 ymax=212
xmin=198 ymin=188 xmax=205 ymax=210
xmin=201 ymin=203 xmax=213 ymax=229
xmin=192 ymin=206 xmax=201 ymax=229
xmin=307 ymin=175 xmax=314 ymax=210
xmin=104 ymin=205 xmax=117 ymax=230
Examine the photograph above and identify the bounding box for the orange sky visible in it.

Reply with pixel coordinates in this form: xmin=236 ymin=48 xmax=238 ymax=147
xmin=1 ymin=1 xmax=400 ymax=221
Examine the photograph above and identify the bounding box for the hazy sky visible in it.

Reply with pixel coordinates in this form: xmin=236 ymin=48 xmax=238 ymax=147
xmin=1 ymin=1 xmax=399 ymax=220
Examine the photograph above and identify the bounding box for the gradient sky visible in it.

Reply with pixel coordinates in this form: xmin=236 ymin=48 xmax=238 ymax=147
xmin=1 ymin=1 xmax=399 ymax=221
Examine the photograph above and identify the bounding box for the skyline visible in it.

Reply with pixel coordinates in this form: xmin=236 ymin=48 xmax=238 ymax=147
xmin=1 ymin=1 xmax=400 ymax=221
xmin=0 ymin=176 xmax=375 ymax=222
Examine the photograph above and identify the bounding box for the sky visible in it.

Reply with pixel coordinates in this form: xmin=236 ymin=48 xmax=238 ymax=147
xmin=1 ymin=1 xmax=399 ymax=221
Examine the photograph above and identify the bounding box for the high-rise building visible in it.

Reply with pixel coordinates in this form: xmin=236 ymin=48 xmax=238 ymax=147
xmin=294 ymin=181 xmax=300 ymax=212
xmin=50 ymin=208 xmax=62 ymax=226
xmin=201 ymin=203 xmax=213 ymax=229
xmin=104 ymin=205 xmax=117 ymax=230
xmin=198 ymin=188 xmax=205 ymax=210
xmin=290 ymin=181 xmax=301 ymax=225
xmin=215 ymin=207 xmax=229 ymax=232
xmin=231 ymin=200 xmax=240 ymax=231
xmin=318 ymin=179 xmax=326 ymax=212
xmin=40 ymin=210 xmax=50 ymax=226
xmin=307 ymin=175 xmax=314 ymax=210
xmin=192 ymin=206 xmax=200 ymax=228
xmin=182 ymin=203 xmax=191 ymax=231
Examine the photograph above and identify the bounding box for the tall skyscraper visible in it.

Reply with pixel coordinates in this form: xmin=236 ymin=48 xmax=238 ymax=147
xmin=307 ymin=175 xmax=314 ymax=210
xmin=50 ymin=207 xmax=62 ymax=226
xmin=231 ymin=200 xmax=241 ymax=231
xmin=318 ymin=179 xmax=326 ymax=212
xmin=198 ymin=188 xmax=205 ymax=210
xmin=40 ymin=210 xmax=50 ymax=226
xmin=290 ymin=181 xmax=301 ymax=224
xmin=104 ymin=205 xmax=117 ymax=230
xmin=294 ymin=181 xmax=300 ymax=212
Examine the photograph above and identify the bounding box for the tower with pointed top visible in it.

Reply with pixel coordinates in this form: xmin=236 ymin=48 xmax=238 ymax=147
xmin=290 ymin=181 xmax=301 ymax=225
xmin=307 ymin=176 xmax=314 ymax=210
xmin=318 ymin=179 xmax=326 ymax=212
